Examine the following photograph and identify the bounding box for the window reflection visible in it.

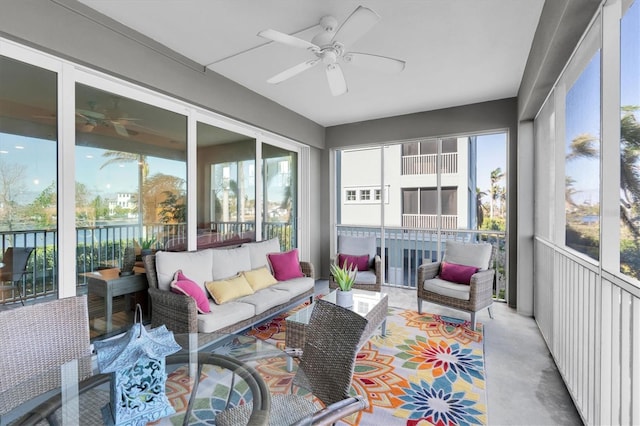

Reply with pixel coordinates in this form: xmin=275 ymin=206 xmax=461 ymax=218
xmin=197 ymin=122 xmax=256 ymax=249
xmin=0 ymin=55 xmax=58 ymax=304
xmin=75 ymin=83 xmax=187 ymax=274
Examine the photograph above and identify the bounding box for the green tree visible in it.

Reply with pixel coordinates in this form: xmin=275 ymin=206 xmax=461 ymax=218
xmin=141 ymin=173 xmax=185 ymax=223
xmin=489 ymin=167 xmax=505 ymax=219
xmin=158 ymin=190 xmax=186 ymax=223
xmin=0 ymin=161 xmax=27 ymax=231
xmin=28 ymin=180 xmax=56 ymax=228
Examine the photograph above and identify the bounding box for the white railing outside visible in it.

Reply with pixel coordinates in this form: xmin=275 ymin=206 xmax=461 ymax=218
xmin=402 ymin=152 xmax=458 ymax=175
xmin=336 ymin=225 xmax=506 ymax=299
xmin=535 ymin=238 xmax=640 ymax=425
xmin=402 ymin=214 xmax=458 ymax=229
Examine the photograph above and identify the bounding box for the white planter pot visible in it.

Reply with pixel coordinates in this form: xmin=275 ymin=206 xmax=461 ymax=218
xmin=336 ymin=289 xmax=353 ymax=308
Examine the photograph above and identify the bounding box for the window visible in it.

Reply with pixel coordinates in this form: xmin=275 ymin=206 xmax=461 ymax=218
xmin=564 ymin=38 xmax=601 ymax=260
xmin=620 ymin=1 xmax=640 ymax=278
xmin=360 ymin=189 xmax=371 ymax=200
xmin=346 ymin=189 xmax=356 ymax=201
xmin=374 ymin=189 xmax=381 ymax=200
xmin=75 ymin=83 xmax=187 ymax=264
xmin=0 ymin=55 xmax=58 ymax=302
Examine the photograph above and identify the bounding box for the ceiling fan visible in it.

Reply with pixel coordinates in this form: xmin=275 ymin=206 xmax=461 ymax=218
xmin=258 ymin=5 xmax=405 ymax=96
xmin=76 ymin=98 xmax=139 ymax=137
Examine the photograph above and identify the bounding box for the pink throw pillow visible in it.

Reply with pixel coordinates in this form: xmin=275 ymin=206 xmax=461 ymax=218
xmin=267 ymin=249 xmax=304 ymax=281
xmin=337 ymin=253 xmax=370 ymax=271
xmin=170 ymin=270 xmax=211 ymax=314
xmin=439 ymin=261 xmax=479 ymax=285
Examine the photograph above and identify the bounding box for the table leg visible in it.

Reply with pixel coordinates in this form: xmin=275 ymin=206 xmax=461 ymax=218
xmin=381 ymin=319 xmax=387 ymax=336
xmin=286 ymin=357 xmax=293 ymax=373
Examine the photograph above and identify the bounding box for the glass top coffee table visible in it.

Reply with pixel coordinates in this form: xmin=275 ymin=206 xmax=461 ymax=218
xmin=285 ymin=289 xmax=388 ymax=369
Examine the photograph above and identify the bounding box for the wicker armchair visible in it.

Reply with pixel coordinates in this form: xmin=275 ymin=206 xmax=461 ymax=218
xmin=417 ymin=241 xmax=496 ymax=330
xmin=0 ymin=295 xmax=93 ymax=421
xmin=329 ymin=235 xmax=382 ymax=292
xmin=0 ymin=247 xmax=35 ymax=305
xmin=216 ymin=299 xmax=370 ymax=426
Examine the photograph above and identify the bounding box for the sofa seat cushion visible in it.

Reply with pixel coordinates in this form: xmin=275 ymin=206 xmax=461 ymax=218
xmin=237 ymin=288 xmax=292 ymax=315
xmin=211 ymin=245 xmax=251 ymax=280
xmin=155 ymin=249 xmax=213 ymax=292
xmin=423 ymin=278 xmax=470 ymax=301
xmin=270 ymin=277 xmax=314 ymax=298
xmin=198 ymin=301 xmax=255 ymax=333
xmin=354 ymin=270 xmax=377 ymax=285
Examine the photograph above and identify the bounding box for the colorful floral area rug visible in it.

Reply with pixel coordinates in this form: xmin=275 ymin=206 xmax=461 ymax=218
xmin=158 ymin=304 xmax=487 ymax=426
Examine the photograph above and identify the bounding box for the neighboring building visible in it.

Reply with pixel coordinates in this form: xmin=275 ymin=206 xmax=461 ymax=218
xmin=338 ymin=137 xmax=478 ymax=284
xmin=339 ymin=137 xmax=477 ymax=230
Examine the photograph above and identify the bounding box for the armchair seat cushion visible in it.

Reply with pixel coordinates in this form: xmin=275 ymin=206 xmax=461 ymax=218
xmin=354 ymin=270 xmax=377 ymax=285
xmin=423 ymin=278 xmax=471 ymax=301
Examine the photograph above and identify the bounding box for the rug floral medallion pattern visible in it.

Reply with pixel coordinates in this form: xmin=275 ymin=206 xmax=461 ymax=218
xmin=159 ymin=304 xmax=487 ymax=425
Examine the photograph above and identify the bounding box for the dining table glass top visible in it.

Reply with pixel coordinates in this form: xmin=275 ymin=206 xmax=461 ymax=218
xmin=6 ymin=332 xmax=313 ymax=426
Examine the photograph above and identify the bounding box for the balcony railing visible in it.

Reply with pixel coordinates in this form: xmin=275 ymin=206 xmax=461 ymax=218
xmin=402 ymin=152 xmax=458 ymax=175
xmin=337 ymin=225 xmax=507 ymax=300
xmin=0 ymin=221 xmax=296 ymax=305
xmin=402 ymin=214 xmax=458 ymax=229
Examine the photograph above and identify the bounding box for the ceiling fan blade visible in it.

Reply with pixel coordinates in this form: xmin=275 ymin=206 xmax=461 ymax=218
xmin=267 ymin=59 xmax=320 ymax=84
xmin=111 ymin=121 xmax=130 ymax=137
xmin=344 ymin=52 xmax=406 ymax=73
xmin=76 ymin=108 xmax=105 ymax=120
xmin=258 ymin=29 xmax=319 ymax=51
xmin=332 ymin=6 xmax=380 ymax=47
xmin=326 ymin=63 xmax=348 ymax=96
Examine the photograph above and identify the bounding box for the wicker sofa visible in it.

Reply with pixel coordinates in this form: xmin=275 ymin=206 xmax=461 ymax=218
xmin=143 ymin=238 xmax=314 ymax=334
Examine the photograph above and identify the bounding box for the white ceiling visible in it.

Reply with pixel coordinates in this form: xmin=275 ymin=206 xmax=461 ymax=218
xmin=78 ymin=0 xmax=544 ymax=127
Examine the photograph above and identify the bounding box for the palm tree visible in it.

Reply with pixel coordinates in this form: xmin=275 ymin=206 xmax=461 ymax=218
xmin=566 ymin=106 xmax=640 ymax=242
xmin=476 ymin=187 xmax=487 ymax=229
xmin=489 ymin=168 xmax=505 ymax=219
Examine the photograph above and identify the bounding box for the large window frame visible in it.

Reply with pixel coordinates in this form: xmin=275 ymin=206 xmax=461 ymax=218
xmin=0 ymin=36 xmax=311 ymax=300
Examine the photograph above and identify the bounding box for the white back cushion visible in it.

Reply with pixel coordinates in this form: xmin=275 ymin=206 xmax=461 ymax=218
xmin=242 ymin=238 xmax=281 ymax=270
xmin=155 ymin=249 xmax=213 ymax=292
xmin=211 ymin=245 xmax=252 ymax=280
xmin=443 ymin=241 xmax=492 ymax=270
xmin=338 ymin=235 xmax=377 ymax=268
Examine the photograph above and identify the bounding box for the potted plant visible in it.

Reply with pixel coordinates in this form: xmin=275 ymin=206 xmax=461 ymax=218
xmin=330 ymin=261 xmax=357 ymax=307
xmin=137 ymin=236 xmax=157 ymax=257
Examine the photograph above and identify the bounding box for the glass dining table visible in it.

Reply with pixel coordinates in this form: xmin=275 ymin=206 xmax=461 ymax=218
xmin=8 ymin=333 xmax=312 ymax=426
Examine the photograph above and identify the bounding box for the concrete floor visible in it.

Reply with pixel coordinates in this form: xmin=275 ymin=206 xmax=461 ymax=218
xmin=316 ymin=281 xmax=583 ymax=426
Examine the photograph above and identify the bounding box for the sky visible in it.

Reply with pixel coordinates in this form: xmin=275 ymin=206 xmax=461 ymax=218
xmin=475 ymin=132 xmax=506 ymax=200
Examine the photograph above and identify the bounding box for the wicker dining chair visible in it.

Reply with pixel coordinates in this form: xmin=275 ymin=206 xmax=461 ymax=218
xmin=216 ymin=299 xmax=370 ymax=426
xmin=0 ymin=295 xmax=93 ymax=422
xmin=0 ymin=247 xmax=35 ymax=305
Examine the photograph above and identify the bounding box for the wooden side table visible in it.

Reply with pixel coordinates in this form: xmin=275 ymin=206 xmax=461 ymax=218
xmin=81 ymin=267 xmax=148 ymax=333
